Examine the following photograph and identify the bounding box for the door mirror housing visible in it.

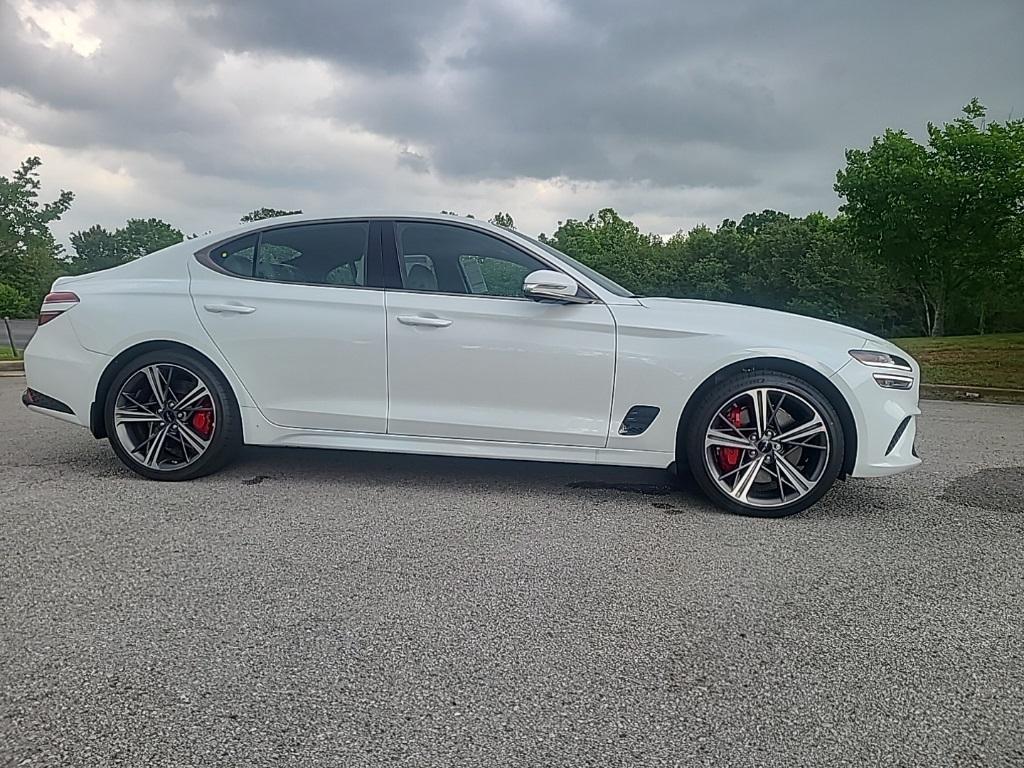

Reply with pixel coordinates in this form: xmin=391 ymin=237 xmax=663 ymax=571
xmin=523 ymin=270 xmax=587 ymax=303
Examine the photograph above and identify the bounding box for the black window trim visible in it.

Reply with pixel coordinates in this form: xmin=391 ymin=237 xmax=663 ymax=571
xmin=194 ymin=217 xmax=383 ymax=291
xmin=383 ymin=218 xmax=601 ymax=303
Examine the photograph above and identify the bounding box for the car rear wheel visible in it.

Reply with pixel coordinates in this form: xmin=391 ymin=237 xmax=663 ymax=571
xmin=685 ymin=370 xmax=845 ymax=518
xmin=104 ymin=349 xmax=241 ymax=480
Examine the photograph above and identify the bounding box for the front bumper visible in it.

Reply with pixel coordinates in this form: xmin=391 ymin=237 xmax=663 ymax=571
xmin=832 ymin=348 xmax=922 ymax=478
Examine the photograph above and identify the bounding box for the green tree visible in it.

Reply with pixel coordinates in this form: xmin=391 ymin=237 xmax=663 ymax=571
xmin=958 ymin=238 xmax=1024 ymax=334
xmin=836 ymin=100 xmax=1024 ymax=336
xmin=663 ymin=225 xmax=731 ymax=299
xmin=0 ymin=282 xmax=32 ymax=318
xmin=68 ymin=225 xmax=117 ymax=273
xmin=240 ymin=207 xmax=302 ymax=223
xmin=541 ymin=208 xmax=671 ymax=294
xmin=545 ymin=207 xmax=918 ymax=336
xmin=67 ymin=218 xmax=184 ymax=275
xmin=489 ymin=211 xmax=515 ymax=229
xmin=117 ymin=218 xmax=184 ymax=258
xmin=743 ymin=212 xmax=898 ymax=332
xmin=0 ymin=157 xmax=73 ymax=312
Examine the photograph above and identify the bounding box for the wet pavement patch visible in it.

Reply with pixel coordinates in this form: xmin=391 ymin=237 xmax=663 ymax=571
xmin=940 ymin=466 xmax=1023 ymax=513
xmin=567 ymin=480 xmax=676 ymax=496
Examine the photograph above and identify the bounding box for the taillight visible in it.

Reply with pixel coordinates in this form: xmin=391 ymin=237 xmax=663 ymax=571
xmin=38 ymin=291 xmax=80 ymax=325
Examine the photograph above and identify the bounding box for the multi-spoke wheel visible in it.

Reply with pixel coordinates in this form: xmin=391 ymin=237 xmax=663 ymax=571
xmin=104 ymin=350 xmax=241 ymax=480
xmin=685 ymin=371 xmax=845 ymax=517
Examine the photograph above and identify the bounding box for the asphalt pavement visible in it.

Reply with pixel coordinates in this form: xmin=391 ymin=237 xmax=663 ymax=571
xmin=1 ymin=376 xmax=1022 ymax=767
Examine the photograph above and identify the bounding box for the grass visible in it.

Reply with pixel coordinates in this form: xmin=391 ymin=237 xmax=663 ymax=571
xmin=0 ymin=347 xmax=21 ymax=361
xmin=892 ymin=332 xmax=1024 ymax=390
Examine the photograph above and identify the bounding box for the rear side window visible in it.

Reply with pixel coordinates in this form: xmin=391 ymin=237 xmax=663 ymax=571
xmin=211 ymin=234 xmax=257 ymax=277
xmin=256 ymin=222 xmax=368 ymax=286
xmin=205 ymin=222 xmax=369 ymax=287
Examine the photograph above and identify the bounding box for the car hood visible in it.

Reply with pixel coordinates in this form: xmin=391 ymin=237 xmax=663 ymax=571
xmin=635 ymin=296 xmax=891 ymax=351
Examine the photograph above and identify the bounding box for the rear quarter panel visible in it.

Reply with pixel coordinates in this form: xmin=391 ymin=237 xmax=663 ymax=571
xmin=58 ymin=244 xmax=256 ymax=410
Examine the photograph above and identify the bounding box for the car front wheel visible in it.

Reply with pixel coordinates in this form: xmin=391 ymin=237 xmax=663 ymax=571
xmin=685 ymin=370 xmax=845 ymax=518
xmin=104 ymin=350 xmax=241 ymax=481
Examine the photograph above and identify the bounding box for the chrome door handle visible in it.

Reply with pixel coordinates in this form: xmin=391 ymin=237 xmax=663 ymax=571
xmin=204 ymin=303 xmax=256 ymax=314
xmin=397 ymin=315 xmax=452 ymax=328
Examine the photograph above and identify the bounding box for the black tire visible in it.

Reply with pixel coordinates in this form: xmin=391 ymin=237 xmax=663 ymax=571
xmin=104 ymin=349 xmax=242 ymax=481
xmin=684 ymin=370 xmax=845 ymax=518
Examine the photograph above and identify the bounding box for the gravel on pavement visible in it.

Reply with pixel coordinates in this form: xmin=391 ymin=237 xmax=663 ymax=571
xmin=1 ymin=377 xmax=1022 ymax=767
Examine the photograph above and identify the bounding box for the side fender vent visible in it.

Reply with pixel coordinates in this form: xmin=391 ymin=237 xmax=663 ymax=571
xmin=619 ymin=405 xmax=660 ymax=436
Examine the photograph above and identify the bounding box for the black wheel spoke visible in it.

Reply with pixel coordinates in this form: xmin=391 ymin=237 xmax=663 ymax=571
xmin=768 ymin=393 xmax=787 ymax=431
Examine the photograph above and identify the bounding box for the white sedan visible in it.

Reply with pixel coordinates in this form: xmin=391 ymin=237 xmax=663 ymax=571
xmin=23 ymin=213 xmax=921 ymax=517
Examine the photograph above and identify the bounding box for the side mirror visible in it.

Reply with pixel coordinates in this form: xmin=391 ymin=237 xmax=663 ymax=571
xmin=522 ymin=270 xmax=588 ymax=303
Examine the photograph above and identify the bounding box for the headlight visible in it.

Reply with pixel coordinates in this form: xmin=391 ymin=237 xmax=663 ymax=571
xmin=871 ymin=372 xmax=914 ymax=390
xmin=848 ymin=349 xmax=913 ymax=371
xmin=849 ymin=349 xmax=915 ymax=389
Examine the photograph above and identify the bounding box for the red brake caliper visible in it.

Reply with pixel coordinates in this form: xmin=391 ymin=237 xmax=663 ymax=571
xmin=716 ymin=404 xmax=744 ymax=473
xmin=190 ymin=398 xmax=214 ymax=438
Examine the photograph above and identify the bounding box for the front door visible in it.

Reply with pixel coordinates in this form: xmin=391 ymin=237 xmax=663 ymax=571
xmin=189 ymin=220 xmax=388 ymax=433
xmin=383 ymin=220 xmax=616 ymax=447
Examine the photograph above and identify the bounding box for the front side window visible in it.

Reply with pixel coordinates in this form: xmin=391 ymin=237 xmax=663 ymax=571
xmin=396 ymin=222 xmax=547 ymax=298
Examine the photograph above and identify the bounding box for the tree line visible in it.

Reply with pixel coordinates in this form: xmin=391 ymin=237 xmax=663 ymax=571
xmin=1 ymin=101 xmax=1021 ymax=337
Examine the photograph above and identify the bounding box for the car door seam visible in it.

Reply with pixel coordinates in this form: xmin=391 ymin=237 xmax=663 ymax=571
xmin=186 ymin=258 xmax=265 ymax=418
xmin=604 ymin=302 xmax=619 ymax=449
xmin=384 ymin=287 xmax=391 ymax=434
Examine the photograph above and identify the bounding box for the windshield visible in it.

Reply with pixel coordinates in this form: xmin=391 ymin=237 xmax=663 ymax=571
xmin=515 ymin=232 xmax=636 ymax=298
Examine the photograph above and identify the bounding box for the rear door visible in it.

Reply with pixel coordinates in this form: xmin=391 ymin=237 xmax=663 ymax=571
xmin=382 ymin=220 xmax=617 ymax=447
xmin=189 ymin=220 xmax=388 ymax=432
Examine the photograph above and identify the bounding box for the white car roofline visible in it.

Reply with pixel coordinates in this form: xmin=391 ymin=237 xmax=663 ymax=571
xmin=190 ymin=212 xmax=638 ymax=305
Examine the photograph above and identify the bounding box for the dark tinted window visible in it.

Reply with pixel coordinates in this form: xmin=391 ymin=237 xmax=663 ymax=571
xmin=211 ymin=234 xmax=257 ymax=277
xmin=396 ymin=222 xmax=545 ymax=297
xmin=255 ymin=222 xmax=369 ymax=286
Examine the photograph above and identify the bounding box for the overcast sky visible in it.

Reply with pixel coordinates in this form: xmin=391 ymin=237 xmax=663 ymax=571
xmin=2 ymin=0 xmax=1022 ymax=244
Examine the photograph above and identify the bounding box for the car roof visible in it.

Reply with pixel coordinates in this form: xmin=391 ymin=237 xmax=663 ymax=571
xmin=78 ymin=210 xmax=636 ymax=306
xmin=237 ymin=211 xmax=504 ymax=233
xmin=191 ymin=212 xmax=515 ymax=251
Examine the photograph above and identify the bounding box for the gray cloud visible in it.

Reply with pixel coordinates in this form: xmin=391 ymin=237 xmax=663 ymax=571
xmin=397 ymin=147 xmax=430 ymax=174
xmin=323 ymin=0 xmax=1024 ymax=187
xmin=0 ymin=2 xmax=221 ymax=152
xmin=0 ymin=0 xmax=1021 ymax=242
xmin=179 ymin=0 xmax=469 ymax=74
